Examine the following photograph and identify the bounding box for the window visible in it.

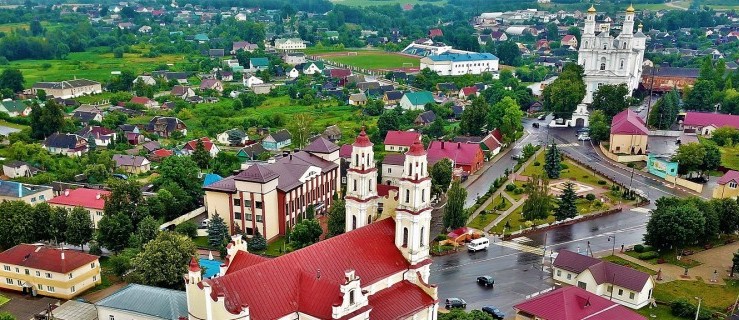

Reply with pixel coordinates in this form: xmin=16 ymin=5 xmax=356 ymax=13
xmin=39 ymin=195 xmax=44 ymax=200
xmin=402 ymin=228 xmax=409 ymax=247
xmin=556 ymin=270 xmax=561 ymax=276
xmin=97 ymin=211 xmax=103 ymax=216
xmin=35 ymin=271 xmax=40 ymax=276
xmin=244 ymin=200 xmax=252 ymax=208
xmin=93 ymin=275 xmax=97 ymax=282
xmin=45 ymin=273 xmax=51 ymax=278
xmin=31 ymin=197 xmax=36 ymax=203
xmin=405 ymin=190 xmax=410 ymax=203
xmin=4 ymin=279 xmax=11 ymax=285
xmin=24 ymin=269 xmax=29 ymax=275
xmin=110 ymin=315 xmax=115 ymax=320
xmin=69 ymin=273 xmax=73 ymax=279
xmin=600 ymin=57 xmax=606 ymax=70
xmin=730 ymin=182 xmax=737 ymax=189
xmin=255 ymin=201 xmax=263 ymax=209
xmin=256 ymin=215 xmax=263 ymax=222
xmin=369 ymin=180 xmax=372 ymax=191
xmin=16 ymin=280 xmax=21 ymax=285
xmin=603 ymin=44 xmax=607 ymax=50
xmin=387 ymin=168 xmax=391 ymax=173
xmin=607 ymin=285 xmax=613 ymax=292
xmin=233 ymin=198 xmax=241 ymax=206
xmin=246 ymin=213 xmax=253 ymax=221
xmin=2 ymin=266 xmax=8 ymax=271
xmin=37 ymin=284 xmax=42 ymax=290
xmin=14 ymin=268 xmax=18 ymax=273
xmin=71 ymin=286 xmax=76 ymax=293
xmin=420 ymin=227 xmax=425 ymax=246
xmin=629 ymin=292 xmax=635 ymax=299
xmin=352 ymin=215 xmax=357 ymax=230
xmin=349 ymin=290 xmax=355 ymax=305
xmin=47 ymin=286 xmax=55 ymax=293
xmin=353 ymin=179 xmax=357 ymax=192
xmin=567 ymin=273 xmax=572 ymax=280
xmin=577 ymin=281 xmax=587 ymax=289
xmin=234 ymin=212 xmax=242 ymax=219
xmin=421 ymin=189 xmax=425 ymax=202
xmin=619 ymin=59 xmax=624 ymax=69
xmin=618 ymin=289 xmax=623 ymax=296
xmin=91 ymin=263 xmax=95 ymax=269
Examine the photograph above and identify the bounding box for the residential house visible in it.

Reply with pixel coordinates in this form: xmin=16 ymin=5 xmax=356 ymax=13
xmin=514 ymin=287 xmax=646 ymax=320
xmin=48 ymin=188 xmax=110 ymax=228
xmin=95 ymin=284 xmax=187 ymax=320
xmin=2 ymin=160 xmax=40 ymax=178
xmin=171 ymin=85 xmax=195 ymax=99
xmin=349 ymin=93 xmax=368 ymax=106
xmin=399 ymin=91 xmax=435 ymax=110
xmin=284 ymin=52 xmax=306 ymax=65
xmin=194 ymin=33 xmax=209 ymax=43
xmin=119 ymin=125 xmax=145 ymax=145
xmin=383 ymin=90 xmax=404 ymax=105
xmin=112 ymin=155 xmax=151 ymax=174
xmin=244 ymin=76 xmax=264 ymax=88
xmin=77 ymin=126 xmax=116 ymax=147
xmin=200 ymin=79 xmax=224 ymax=92
xmin=458 ymin=86 xmax=479 ymax=99
xmin=220 ymin=71 xmax=233 ymax=82
xmin=129 ymin=96 xmax=158 ymax=108
xmin=0 ymin=100 xmax=31 ymax=117
xmin=436 ymin=83 xmax=458 ymax=95
xmin=428 ymin=28 xmax=444 ymax=38
xmin=381 ymin=153 xmax=406 ymax=186
xmin=552 ymin=250 xmax=655 ymax=309
xmin=274 ymin=38 xmax=306 ymax=51
xmin=453 ymin=129 xmax=503 ymax=159
xmin=326 ymin=69 xmax=352 ymax=84
xmin=0 ymin=180 xmax=52 ymax=204
xmin=232 ymin=41 xmax=258 ymax=54
xmin=322 ymin=125 xmax=342 ymax=142
xmin=72 ymin=111 xmax=103 ymax=124
xmin=346 ymin=75 xmax=366 ymax=85
xmin=490 ymin=31 xmax=508 ymax=42
xmin=713 ymin=170 xmax=739 ymax=199
xmin=561 ymin=34 xmax=578 ymax=48
xmin=250 ymin=57 xmax=270 ymax=70
xmin=217 ymin=128 xmax=249 ymax=146
xmin=141 ymin=141 xmax=161 ymax=153
xmin=324 ymin=31 xmax=339 ymax=40
xmin=610 ymin=109 xmax=648 ymax=155
xmin=683 ymin=112 xmax=739 ymax=136
xmin=427 ymin=141 xmax=485 ymax=174
xmin=414 ymin=110 xmax=436 ymax=126
xmin=182 ymin=137 xmax=220 ymax=157
xmin=153 ymin=71 xmax=189 ymax=84
xmin=262 ymin=129 xmax=292 ymax=151
xmin=384 ymin=130 xmax=421 ymax=152
xmin=31 ymin=79 xmax=102 ymax=99
xmin=640 ymin=67 xmax=699 ymax=93
xmin=451 ymin=105 xmax=464 ymax=120
xmin=356 ymin=82 xmax=380 ymax=92
xmin=150 ymin=149 xmax=174 ymax=161
xmin=42 ymin=133 xmax=88 ymax=156
xmin=0 ymin=244 xmax=101 ymax=299
xmin=133 ymin=75 xmax=157 ymax=86
xmin=302 ymin=61 xmax=325 ymax=75
xmin=146 ymin=116 xmax=187 ymax=138
xmin=288 ymin=68 xmax=300 ymax=78
xmin=236 ymin=144 xmax=268 ymax=162
xmin=209 ymin=49 xmax=225 ymax=58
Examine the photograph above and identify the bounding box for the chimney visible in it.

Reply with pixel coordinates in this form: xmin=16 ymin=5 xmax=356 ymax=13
xmin=96 ymin=193 xmax=101 ymax=200
xmin=61 ymin=247 xmax=65 ymax=260
xmin=316 ymin=268 xmax=321 ymax=279
xmin=441 ymin=141 xmax=445 ymax=149
xmin=64 ymin=189 xmax=70 ymax=197
xmin=457 ymin=142 xmax=461 ymax=149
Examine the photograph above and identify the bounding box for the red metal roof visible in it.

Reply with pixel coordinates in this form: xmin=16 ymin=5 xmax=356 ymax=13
xmin=491 ymin=128 xmax=503 ymax=143
xmin=184 ymin=137 xmax=216 ymax=152
xmin=514 ymin=286 xmax=646 ymax=320
xmin=305 ymin=137 xmax=340 ymax=153
xmin=224 ymin=251 xmax=270 ymax=275
xmin=339 ymin=144 xmax=353 ymax=158
xmin=152 ymin=149 xmax=173 ymax=158
xmin=130 ymin=96 xmax=151 ymax=105
xmin=427 ymin=141 xmax=483 ymax=166
xmin=553 ymin=250 xmax=651 ymax=292
xmin=376 ymin=184 xmax=399 ymax=198
xmin=460 ymin=86 xmax=478 ymax=96
xmin=189 ymin=257 xmax=201 ymax=272
xmin=718 ymin=170 xmax=739 ymax=185
xmin=48 ymin=188 xmax=109 ymax=210
xmin=684 ymin=111 xmax=739 ymax=129
xmin=366 ymin=280 xmax=436 ymax=319
xmin=329 ymin=69 xmax=351 ymax=79
xmin=384 ymin=130 xmax=421 ymax=147
xmin=382 ymin=154 xmax=406 ymax=166
xmin=203 ymin=218 xmax=417 ymax=318
xmin=611 ymin=109 xmax=648 ymax=135
xmin=0 ymin=244 xmax=99 ymax=274
xmin=406 ymin=140 xmax=427 ymax=156
xmin=353 ymin=129 xmax=373 ymax=148
xmin=429 ymin=29 xmax=443 ymax=38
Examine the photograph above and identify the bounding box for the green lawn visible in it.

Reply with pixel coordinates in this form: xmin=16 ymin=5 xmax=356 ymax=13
xmin=467 ymin=211 xmax=499 ymax=231
xmin=319 ymin=50 xmax=420 ymax=70
xmin=488 ymin=206 xmax=556 ymax=235
xmin=601 ymin=255 xmax=657 ymax=275
xmin=5 ymin=47 xmax=188 ymax=86
xmin=653 ymin=279 xmax=739 ymax=312
xmin=193 ymin=236 xmax=212 ymax=249
xmin=503 ymin=180 xmax=526 ymax=202
xmin=0 ymin=294 xmax=9 ymax=307
xmin=720 ymin=145 xmax=739 ymax=171
xmin=256 ymin=236 xmax=288 ymax=257
xmin=635 ymin=304 xmax=682 ymax=320
xmin=624 ymin=250 xmax=702 ymax=269
xmin=0 ymin=120 xmax=28 ymax=130
xmin=485 ymin=194 xmax=512 ymax=212
xmin=329 ymin=0 xmax=447 ymax=6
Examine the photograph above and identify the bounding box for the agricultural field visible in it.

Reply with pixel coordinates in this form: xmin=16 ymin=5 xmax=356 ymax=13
xmin=330 ymin=0 xmax=446 ymax=7
xmin=4 ymin=48 xmax=188 ymax=87
xmin=0 ymin=21 xmax=60 ymax=33
xmin=316 ymin=50 xmax=420 ymax=70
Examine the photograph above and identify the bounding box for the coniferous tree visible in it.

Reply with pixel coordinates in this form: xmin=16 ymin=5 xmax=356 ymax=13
xmin=554 ymin=182 xmax=578 ymax=221
xmin=207 ymin=215 xmax=229 ymax=248
xmin=248 ymin=228 xmax=267 ymax=251
xmin=326 ymin=198 xmax=346 ymax=238
xmin=191 ymin=139 xmax=211 ymax=169
xmin=544 ymin=143 xmax=561 ymax=179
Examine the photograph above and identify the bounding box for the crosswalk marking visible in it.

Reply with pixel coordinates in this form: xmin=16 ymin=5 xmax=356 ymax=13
xmin=631 ymin=207 xmax=651 ymax=214
xmin=557 ymin=143 xmax=581 ymax=147
xmin=495 ymin=240 xmax=545 ymax=256
xmin=511 ymin=236 xmax=533 ymax=243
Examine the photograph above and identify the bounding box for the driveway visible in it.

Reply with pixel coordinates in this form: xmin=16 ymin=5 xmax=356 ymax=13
xmin=0 ymin=125 xmax=20 ymax=136
xmin=0 ymin=290 xmax=57 ymax=320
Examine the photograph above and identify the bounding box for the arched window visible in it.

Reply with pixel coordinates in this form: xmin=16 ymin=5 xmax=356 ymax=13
xmin=600 ymin=57 xmax=606 ymax=70
xmin=421 ymin=189 xmax=425 ymax=202
xmin=354 ymin=154 xmax=358 ymax=167
xmin=420 ymin=227 xmax=425 ymax=246
xmin=353 ymin=179 xmax=357 ymax=192
xmin=603 ymin=44 xmax=607 ymax=50
xmin=352 ymin=215 xmax=357 ymax=230
xmin=407 ymin=162 xmax=412 ymax=176
xmin=405 ymin=190 xmax=410 ymax=203
xmin=584 ymin=41 xmax=588 ymax=48
xmin=369 ymin=179 xmax=372 ymax=191
xmin=619 ymin=59 xmax=625 ymax=69
xmin=622 ymin=42 xmax=626 ymax=49
xmin=367 ymin=215 xmax=372 ymax=225
xmin=402 ymin=228 xmax=409 ymax=247
xmin=349 ymin=290 xmax=355 ymax=305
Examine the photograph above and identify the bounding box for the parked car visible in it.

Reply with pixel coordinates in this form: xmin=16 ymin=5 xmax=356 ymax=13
xmin=467 ymin=237 xmax=490 ymax=252
xmin=537 ymin=114 xmax=546 ymax=120
xmin=476 ymin=275 xmax=495 ymax=287
xmin=445 ymin=298 xmax=467 ymax=309
xmin=482 ymin=306 xmax=506 ymax=319
xmin=577 ymin=134 xmax=591 ymax=141
xmin=532 ymin=122 xmax=540 ymax=128
xmin=511 ymin=154 xmax=523 ymax=160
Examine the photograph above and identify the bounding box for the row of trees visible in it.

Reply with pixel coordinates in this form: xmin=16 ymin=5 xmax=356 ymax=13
xmin=459 ymin=96 xmax=524 ymax=143
xmin=0 ymin=202 xmax=93 ymax=251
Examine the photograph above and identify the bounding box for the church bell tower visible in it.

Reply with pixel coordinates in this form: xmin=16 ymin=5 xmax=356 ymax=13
xmin=345 ymin=129 xmax=379 ymax=231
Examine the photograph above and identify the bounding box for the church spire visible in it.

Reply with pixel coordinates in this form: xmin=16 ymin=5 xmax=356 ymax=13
xmin=394 ymin=140 xmax=432 ymax=265
xmin=344 ymin=128 xmax=379 ymax=232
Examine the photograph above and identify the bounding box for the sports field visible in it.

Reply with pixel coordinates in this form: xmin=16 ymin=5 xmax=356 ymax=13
xmin=317 ymin=51 xmax=420 ymax=70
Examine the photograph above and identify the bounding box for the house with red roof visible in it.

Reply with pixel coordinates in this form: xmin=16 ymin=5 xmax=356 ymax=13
xmin=0 ymin=244 xmax=101 ymax=299
xmin=562 ymin=34 xmax=578 ymax=48
xmin=384 ymin=130 xmax=422 ymax=152
xmin=514 ymin=286 xmax=646 ymax=320
xmin=713 ymin=170 xmax=739 ymax=199
xmin=129 ymin=96 xmax=158 ymax=108
xmin=427 ymin=141 xmax=485 ymax=174
xmin=610 ymin=109 xmax=648 ymax=155
xmin=453 ymin=129 xmax=504 ymax=160
xmin=188 ymin=133 xmax=438 ymax=320
xmin=150 ymin=148 xmax=174 ymax=161
xmin=683 ymin=111 xmax=739 ymax=136
xmin=182 ymin=137 xmax=220 ymax=157
xmin=552 ymin=250 xmax=655 ymax=309
xmin=458 ymin=86 xmax=479 ymax=100
xmin=428 ymin=28 xmax=443 ymax=38
xmin=48 ymin=188 xmax=110 ymax=228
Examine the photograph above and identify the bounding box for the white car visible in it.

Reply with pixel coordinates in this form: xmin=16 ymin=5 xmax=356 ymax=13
xmin=577 ymin=134 xmax=591 ymax=141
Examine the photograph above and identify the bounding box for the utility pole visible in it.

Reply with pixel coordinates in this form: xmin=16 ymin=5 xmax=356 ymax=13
xmin=645 ymin=66 xmax=657 ymax=125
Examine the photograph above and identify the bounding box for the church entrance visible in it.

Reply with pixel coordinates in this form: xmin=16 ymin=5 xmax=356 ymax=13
xmin=575 ymin=118 xmax=586 ymax=127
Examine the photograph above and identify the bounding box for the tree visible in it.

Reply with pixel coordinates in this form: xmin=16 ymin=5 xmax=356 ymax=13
xmin=364 ymin=99 xmax=384 ymax=116
xmin=191 ymin=139 xmax=212 ymax=169
xmin=591 ymin=84 xmax=629 ymax=120
xmin=0 ymin=312 xmax=16 ymax=320
xmin=522 ymin=176 xmax=552 ymax=221
xmin=648 ymin=90 xmax=679 ymax=129
xmin=492 ymin=41 xmax=521 ymax=66
xmin=248 ymin=228 xmax=267 ymax=251
xmin=711 ymin=198 xmax=739 ymax=234
xmin=542 ymin=63 xmax=585 ymax=119
xmin=29 ymin=100 xmax=64 ymax=139
xmin=644 ymin=199 xmax=705 ymax=250
xmin=48 ymin=207 xmax=68 ymax=244
xmin=588 ymin=110 xmax=610 ymax=142
xmin=0 ymin=201 xmax=34 ymax=250
xmin=498 ymin=97 xmax=524 ymax=143
xmin=671 ymin=143 xmax=706 ymax=175
xmin=326 ymin=198 xmax=346 ymax=238
xmin=438 ymin=309 xmax=494 ymax=320
xmin=460 ymin=97 xmax=488 ymax=136
xmin=29 ymin=203 xmax=52 ymax=242
xmin=0 ymin=69 xmax=24 ymax=92
xmin=137 ymin=215 xmax=160 ymax=248
xmin=544 ymin=143 xmax=561 ymax=179
xmin=683 ymin=80 xmax=716 ymax=111
xmin=554 ymin=182 xmax=578 ymax=221
xmin=29 ymin=20 xmax=44 ymax=36
xmin=104 ymin=179 xmax=144 ymax=224
xmin=175 ymin=221 xmax=199 ymax=238
xmin=443 ymin=180 xmax=468 ymax=229
xmin=430 ymin=158 xmax=453 ymax=197
xmin=426 ymin=116 xmax=446 ymax=138
xmin=97 ymin=213 xmax=134 ymax=253
xmin=66 ymin=207 xmax=93 ymax=251
xmin=702 ymin=141 xmax=721 ymax=173
xmin=130 ymin=232 xmax=196 ymax=289
xmin=207 ymin=215 xmax=229 ymax=248
xmin=157 ymin=156 xmax=202 ymax=208
xmin=286 ymin=113 xmax=315 ymax=148
xmin=289 ymin=219 xmax=323 ymax=249
xmin=377 ymin=109 xmax=400 ymax=139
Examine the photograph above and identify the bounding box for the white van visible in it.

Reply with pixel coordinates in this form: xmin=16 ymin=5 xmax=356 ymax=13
xmin=467 ymin=237 xmax=490 ymax=252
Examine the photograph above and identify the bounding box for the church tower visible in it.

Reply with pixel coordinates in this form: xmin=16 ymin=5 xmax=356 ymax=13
xmin=345 ymin=129 xmax=379 ymax=232
xmin=394 ymin=140 xmax=432 ymax=265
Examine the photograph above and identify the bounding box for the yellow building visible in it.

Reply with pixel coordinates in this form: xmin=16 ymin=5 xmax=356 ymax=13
xmin=609 ymin=109 xmax=649 ymax=155
xmin=0 ymin=244 xmax=101 ymax=299
xmin=713 ymin=170 xmax=739 ymax=199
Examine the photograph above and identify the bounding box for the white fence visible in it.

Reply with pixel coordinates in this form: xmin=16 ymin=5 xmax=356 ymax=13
xmin=159 ymin=206 xmax=206 ymax=230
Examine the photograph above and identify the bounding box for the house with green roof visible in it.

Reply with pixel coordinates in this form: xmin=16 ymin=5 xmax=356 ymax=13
xmin=250 ymin=57 xmax=270 ymax=70
xmin=324 ymin=31 xmax=339 ymax=40
xmin=302 ymin=61 xmax=325 ymax=75
xmin=399 ymin=91 xmax=435 ymax=110
xmin=194 ymin=33 xmax=209 ymax=43
xmin=0 ymin=100 xmax=31 ymax=117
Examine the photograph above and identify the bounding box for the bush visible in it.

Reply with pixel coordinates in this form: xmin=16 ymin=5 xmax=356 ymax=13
xmin=533 ymin=161 xmax=541 ymax=166
xmin=175 ymin=221 xmax=199 ymax=238
xmin=560 ymin=163 xmax=569 ymax=170
xmin=436 ymin=234 xmax=448 ymax=242
xmin=598 ymin=180 xmax=607 ymax=185
xmin=634 ymin=244 xmax=645 ymax=253
xmin=513 ymin=188 xmax=524 ymax=195
xmin=638 ymin=251 xmax=659 ymax=260
xmin=505 ymin=184 xmax=516 ymax=191
xmin=670 ymin=299 xmax=709 ymax=320
xmin=585 ymin=193 xmax=596 ymax=201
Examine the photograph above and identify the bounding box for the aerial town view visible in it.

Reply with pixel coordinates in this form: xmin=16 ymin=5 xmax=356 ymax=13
xmin=0 ymin=0 xmax=739 ymax=319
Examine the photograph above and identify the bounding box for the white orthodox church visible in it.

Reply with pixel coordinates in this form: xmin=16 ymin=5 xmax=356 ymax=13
xmin=184 ymin=130 xmax=438 ymax=320
xmin=578 ymin=5 xmax=647 ymax=104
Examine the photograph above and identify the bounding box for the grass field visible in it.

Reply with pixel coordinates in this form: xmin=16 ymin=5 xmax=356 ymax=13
xmin=0 ymin=21 xmax=60 ymax=33
xmin=635 ymin=304 xmax=681 ymax=320
xmin=0 ymin=120 xmax=28 ymax=130
xmin=720 ymin=145 xmax=739 ymax=171
xmin=468 ymin=211 xmax=499 ymax=230
xmin=4 ymin=48 xmax=187 ymax=86
xmin=653 ymin=278 xmax=739 ymax=312
xmin=330 ymin=0 xmax=446 ymax=7
xmin=318 ymin=50 xmax=420 ymax=70
xmin=0 ymin=294 xmax=9 ymax=307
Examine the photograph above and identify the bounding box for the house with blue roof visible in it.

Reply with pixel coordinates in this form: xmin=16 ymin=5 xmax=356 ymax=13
xmin=96 ymin=284 xmax=188 ymax=320
xmin=203 ymin=173 xmax=223 ymax=187
xmin=250 ymin=57 xmax=270 ymax=70
xmin=0 ymin=180 xmax=53 ymax=204
xmin=420 ymin=52 xmax=499 ymax=76
xmin=399 ymin=91 xmax=435 ymax=110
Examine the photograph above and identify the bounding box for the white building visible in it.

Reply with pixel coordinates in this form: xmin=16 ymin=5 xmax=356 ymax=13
xmin=288 ymin=67 xmax=300 ymax=78
xmin=274 ymin=38 xmax=306 ymax=51
xmin=243 ymin=75 xmax=264 ymax=88
xmin=578 ymin=5 xmax=646 ymax=103
xmin=345 ymin=129 xmax=380 ymax=231
xmin=420 ymin=53 xmax=499 ymax=76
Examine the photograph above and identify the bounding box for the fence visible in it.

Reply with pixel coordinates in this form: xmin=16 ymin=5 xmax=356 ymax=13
xmin=599 ymin=144 xmax=648 ymax=163
xmin=664 ymin=175 xmax=704 ymax=193
xmin=648 ymin=130 xmax=682 ymax=137
xmin=159 ymin=206 xmax=206 ymax=230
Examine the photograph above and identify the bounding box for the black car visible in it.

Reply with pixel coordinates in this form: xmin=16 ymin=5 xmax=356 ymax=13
xmin=476 ymin=275 xmax=495 ymax=287
xmin=482 ymin=306 xmax=505 ymax=319
xmin=445 ymin=298 xmax=467 ymax=309
xmin=532 ymin=122 xmax=540 ymax=128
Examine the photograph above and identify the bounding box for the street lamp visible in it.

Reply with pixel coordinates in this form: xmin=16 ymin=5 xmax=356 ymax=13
xmin=694 ymin=297 xmax=702 ymax=320
xmin=607 ymin=235 xmax=616 ymax=256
